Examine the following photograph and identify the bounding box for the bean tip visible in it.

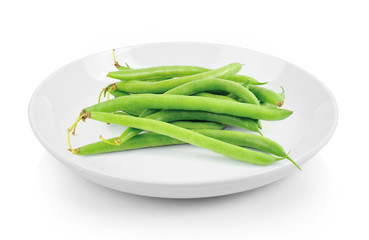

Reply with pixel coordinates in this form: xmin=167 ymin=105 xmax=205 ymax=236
xmin=286 ymin=155 xmax=301 ymax=171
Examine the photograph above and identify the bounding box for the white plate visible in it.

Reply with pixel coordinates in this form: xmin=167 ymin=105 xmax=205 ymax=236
xmin=29 ymin=42 xmax=338 ymax=198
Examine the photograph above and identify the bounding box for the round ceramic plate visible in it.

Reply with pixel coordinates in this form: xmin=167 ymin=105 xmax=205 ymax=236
xmin=29 ymin=42 xmax=338 ymax=198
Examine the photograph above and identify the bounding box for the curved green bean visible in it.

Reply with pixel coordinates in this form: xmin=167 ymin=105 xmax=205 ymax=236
xmin=113 ymin=63 xmax=242 ymax=94
xmin=77 ymin=124 xmax=222 ymax=155
xmin=111 ymin=61 xmax=266 ymax=85
xmin=82 ymin=94 xmax=293 ymax=121
xmin=195 ymin=129 xmax=299 ymax=169
xmin=196 ymin=129 xmax=284 ymax=155
xmin=76 ymin=129 xmax=299 ymax=170
xmin=85 ymin=112 xmax=283 ymax=166
xmin=166 ymin=78 xmax=259 ymax=105
xmin=118 ymin=110 xmax=261 ymax=144
xmin=109 ymin=65 xmax=210 ymax=81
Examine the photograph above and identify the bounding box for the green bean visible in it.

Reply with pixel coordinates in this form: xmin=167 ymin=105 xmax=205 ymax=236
xmin=84 ymin=112 xmax=284 ymax=166
xmin=195 ymin=92 xmax=237 ymax=101
xmin=117 ymin=110 xmax=261 ymax=144
xmin=111 ymin=50 xmax=266 ymax=84
xmin=82 ymin=94 xmax=293 ymax=121
xmin=171 ymin=121 xmax=225 ymax=130
xmin=76 ymin=129 xmax=299 ymax=170
xmin=249 ymin=86 xmax=285 ymax=107
xmin=113 ymin=63 xmax=242 ymax=94
xmin=109 ymin=65 xmax=211 ymax=81
xmin=165 ymin=78 xmax=259 ymax=105
xmin=195 ymin=129 xmax=299 ymax=170
xmin=77 ymin=123 xmax=222 ymax=155
xmin=197 ymin=129 xmax=281 ymax=154
xmin=110 ymin=57 xmax=265 ymax=85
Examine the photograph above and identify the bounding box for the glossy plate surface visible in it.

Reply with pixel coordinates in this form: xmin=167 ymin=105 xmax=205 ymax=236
xmin=29 ymin=42 xmax=338 ymax=198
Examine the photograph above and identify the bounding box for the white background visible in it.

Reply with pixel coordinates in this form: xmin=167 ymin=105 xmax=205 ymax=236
xmin=1 ymin=0 xmax=368 ymax=239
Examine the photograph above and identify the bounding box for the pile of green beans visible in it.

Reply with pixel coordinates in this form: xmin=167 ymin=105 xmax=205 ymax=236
xmin=67 ymin=51 xmax=300 ymax=170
